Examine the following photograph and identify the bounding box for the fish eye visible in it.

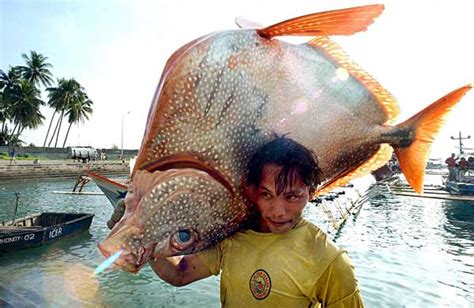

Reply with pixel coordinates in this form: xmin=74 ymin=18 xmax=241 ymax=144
xmin=170 ymin=229 xmax=197 ymax=250
xmin=178 ymin=230 xmax=191 ymax=243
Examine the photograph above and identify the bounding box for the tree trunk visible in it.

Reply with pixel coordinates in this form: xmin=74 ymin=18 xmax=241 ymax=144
xmin=54 ymin=115 xmax=64 ymax=148
xmin=62 ymin=122 xmax=73 ymax=148
xmin=11 ymin=122 xmax=19 ymax=136
xmin=43 ymin=111 xmax=56 ymax=147
xmin=18 ymin=125 xmax=25 ymax=136
xmin=48 ymin=111 xmax=63 ymax=147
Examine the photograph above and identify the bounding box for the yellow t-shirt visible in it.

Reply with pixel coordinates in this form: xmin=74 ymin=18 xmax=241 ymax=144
xmin=197 ymin=219 xmax=363 ymax=307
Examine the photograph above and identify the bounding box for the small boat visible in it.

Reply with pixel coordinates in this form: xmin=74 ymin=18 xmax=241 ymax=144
xmin=84 ymin=171 xmax=127 ymax=208
xmin=443 ymin=154 xmax=474 ymax=195
xmin=0 ymin=212 xmax=94 ymax=252
xmin=445 ymin=173 xmax=474 ymax=195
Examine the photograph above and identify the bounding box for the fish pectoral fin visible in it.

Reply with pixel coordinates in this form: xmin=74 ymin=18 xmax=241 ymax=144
xmin=235 ymin=16 xmax=263 ymax=29
xmin=314 ymin=144 xmax=393 ymax=197
xmin=256 ymin=4 xmax=384 ymax=39
xmin=394 ymin=85 xmax=473 ymax=193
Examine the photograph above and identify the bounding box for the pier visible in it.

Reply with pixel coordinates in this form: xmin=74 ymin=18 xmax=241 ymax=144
xmin=0 ymin=160 xmax=129 ymax=181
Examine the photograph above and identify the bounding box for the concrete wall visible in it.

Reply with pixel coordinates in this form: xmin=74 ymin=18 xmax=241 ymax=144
xmin=0 ymin=146 xmax=138 ymax=160
xmin=0 ymin=161 xmax=129 ymax=181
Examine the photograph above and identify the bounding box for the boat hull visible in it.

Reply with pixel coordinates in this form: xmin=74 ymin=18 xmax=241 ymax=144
xmin=85 ymin=171 xmax=127 ymax=208
xmin=445 ymin=180 xmax=474 ymax=195
xmin=0 ymin=212 xmax=94 ymax=252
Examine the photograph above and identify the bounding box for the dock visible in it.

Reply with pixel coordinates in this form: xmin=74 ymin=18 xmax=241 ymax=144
xmin=386 ymin=183 xmax=474 ymax=202
xmin=0 ymin=160 xmax=129 ymax=181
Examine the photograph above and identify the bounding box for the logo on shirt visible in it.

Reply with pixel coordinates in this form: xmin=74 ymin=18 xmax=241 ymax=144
xmin=249 ymin=269 xmax=271 ymax=300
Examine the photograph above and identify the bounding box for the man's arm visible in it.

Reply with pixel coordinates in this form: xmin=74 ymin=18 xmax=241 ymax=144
xmin=313 ymin=252 xmax=364 ymax=308
xmin=149 ymin=254 xmax=212 ymax=287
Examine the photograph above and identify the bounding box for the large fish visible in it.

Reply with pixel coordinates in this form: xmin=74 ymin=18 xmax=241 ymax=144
xmin=98 ymin=4 xmax=471 ymax=272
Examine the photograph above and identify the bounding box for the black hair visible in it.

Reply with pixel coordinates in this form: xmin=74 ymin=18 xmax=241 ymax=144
xmin=246 ymin=135 xmax=322 ymax=195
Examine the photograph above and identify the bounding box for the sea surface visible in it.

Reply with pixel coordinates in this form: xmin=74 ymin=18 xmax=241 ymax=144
xmin=0 ymin=175 xmax=473 ymax=307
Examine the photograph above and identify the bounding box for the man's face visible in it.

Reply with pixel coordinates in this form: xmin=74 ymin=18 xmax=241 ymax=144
xmin=248 ymin=164 xmax=310 ymax=233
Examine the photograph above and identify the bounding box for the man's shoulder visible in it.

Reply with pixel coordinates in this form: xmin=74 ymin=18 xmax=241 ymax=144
xmin=298 ymin=219 xmax=329 ymax=241
xmin=298 ymin=220 xmax=343 ymax=262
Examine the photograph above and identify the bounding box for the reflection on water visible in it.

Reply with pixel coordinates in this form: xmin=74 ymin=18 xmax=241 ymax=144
xmin=318 ymin=191 xmax=474 ymax=307
xmin=1 ymin=177 xmax=473 ymax=307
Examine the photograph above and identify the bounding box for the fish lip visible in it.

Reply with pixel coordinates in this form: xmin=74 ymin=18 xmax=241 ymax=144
xmin=139 ymin=154 xmax=235 ymax=197
xmin=98 ymin=243 xmax=112 ymax=259
xmin=97 ymin=243 xmax=154 ymax=273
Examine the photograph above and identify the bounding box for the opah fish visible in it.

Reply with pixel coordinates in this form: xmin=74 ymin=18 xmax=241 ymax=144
xmin=99 ymin=4 xmax=471 ymax=272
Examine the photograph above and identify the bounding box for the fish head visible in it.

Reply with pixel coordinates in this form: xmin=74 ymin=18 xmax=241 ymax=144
xmin=98 ymin=167 xmax=242 ymax=272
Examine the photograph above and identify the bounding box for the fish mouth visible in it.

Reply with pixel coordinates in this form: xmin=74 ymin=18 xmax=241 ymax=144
xmin=139 ymin=154 xmax=235 ymax=197
xmin=98 ymin=221 xmax=155 ymax=272
xmin=98 ymin=242 xmax=156 ymax=273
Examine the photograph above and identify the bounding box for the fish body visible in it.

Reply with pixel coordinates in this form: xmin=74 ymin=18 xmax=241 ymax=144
xmin=99 ymin=5 xmax=471 ymax=272
xmin=138 ymin=30 xmax=391 ymax=190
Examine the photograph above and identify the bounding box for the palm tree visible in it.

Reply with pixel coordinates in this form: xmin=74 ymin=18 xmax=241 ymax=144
xmin=0 ymin=93 xmax=7 ymax=146
xmin=18 ymin=51 xmax=53 ymax=87
xmin=45 ymin=78 xmax=92 ymax=147
xmin=44 ymin=78 xmax=67 ymax=146
xmin=0 ymin=91 xmax=6 ymax=128
xmin=2 ymin=52 xmax=53 ymax=147
xmin=0 ymin=67 xmax=22 ymax=145
xmin=0 ymin=67 xmax=22 ymax=95
xmin=46 ymin=79 xmax=79 ymax=147
xmin=8 ymin=79 xmax=45 ymax=136
xmin=63 ymin=92 xmax=93 ymax=147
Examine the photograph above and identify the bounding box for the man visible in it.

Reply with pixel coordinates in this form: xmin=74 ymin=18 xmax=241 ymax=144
xmin=459 ymin=157 xmax=470 ymax=170
xmin=149 ymin=136 xmax=363 ymax=307
xmin=445 ymin=153 xmax=458 ymax=181
xmin=9 ymin=147 xmax=16 ymax=164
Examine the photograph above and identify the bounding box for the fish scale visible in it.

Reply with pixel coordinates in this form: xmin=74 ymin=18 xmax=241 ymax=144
xmin=99 ymin=5 xmax=471 ymax=272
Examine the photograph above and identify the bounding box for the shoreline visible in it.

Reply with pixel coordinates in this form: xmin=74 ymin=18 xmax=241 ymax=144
xmin=0 ymin=159 xmax=129 ymax=181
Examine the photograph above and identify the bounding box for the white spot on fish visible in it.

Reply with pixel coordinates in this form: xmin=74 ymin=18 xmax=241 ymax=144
xmin=293 ymin=98 xmax=308 ymax=114
xmin=336 ymin=67 xmax=349 ymax=81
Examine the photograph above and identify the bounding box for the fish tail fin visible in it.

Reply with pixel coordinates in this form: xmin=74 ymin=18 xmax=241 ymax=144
xmin=257 ymin=4 xmax=384 ymax=39
xmin=394 ymin=85 xmax=472 ymax=193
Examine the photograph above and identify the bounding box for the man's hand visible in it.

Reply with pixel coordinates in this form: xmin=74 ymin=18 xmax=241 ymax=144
xmin=149 ymin=254 xmax=212 ymax=287
xmin=107 ymin=199 xmax=126 ymax=229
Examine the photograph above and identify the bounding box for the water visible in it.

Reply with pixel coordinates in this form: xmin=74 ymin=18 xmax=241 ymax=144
xmin=1 ymin=176 xmax=473 ymax=307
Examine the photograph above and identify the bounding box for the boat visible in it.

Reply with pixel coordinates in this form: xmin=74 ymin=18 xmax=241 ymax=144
xmin=443 ymin=153 xmax=474 ymax=195
xmin=84 ymin=171 xmax=128 ymax=208
xmin=0 ymin=212 xmax=94 ymax=252
xmin=444 ymin=169 xmax=474 ymax=195
xmin=83 ymin=156 xmax=142 ymax=208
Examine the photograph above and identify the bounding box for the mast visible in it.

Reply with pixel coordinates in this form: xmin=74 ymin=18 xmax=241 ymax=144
xmin=450 ymin=131 xmax=471 ymax=154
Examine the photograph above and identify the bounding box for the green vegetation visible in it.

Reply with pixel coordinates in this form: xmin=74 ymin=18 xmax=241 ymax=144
xmin=0 ymin=152 xmax=48 ymax=161
xmin=0 ymin=51 xmax=93 ymax=148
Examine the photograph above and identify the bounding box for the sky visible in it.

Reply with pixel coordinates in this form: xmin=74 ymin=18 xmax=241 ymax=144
xmin=1 ymin=0 xmax=473 ymax=158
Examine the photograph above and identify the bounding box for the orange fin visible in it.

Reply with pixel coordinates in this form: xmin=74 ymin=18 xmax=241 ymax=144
xmin=314 ymin=144 xmax=393 ymax=197
xmin=307 ymin=36 xmax=399 ymax=124
xmin=257 ymin=4 xmax=384 ymax=39
xmin=394 ymin=85 xmax=472 ymax=193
